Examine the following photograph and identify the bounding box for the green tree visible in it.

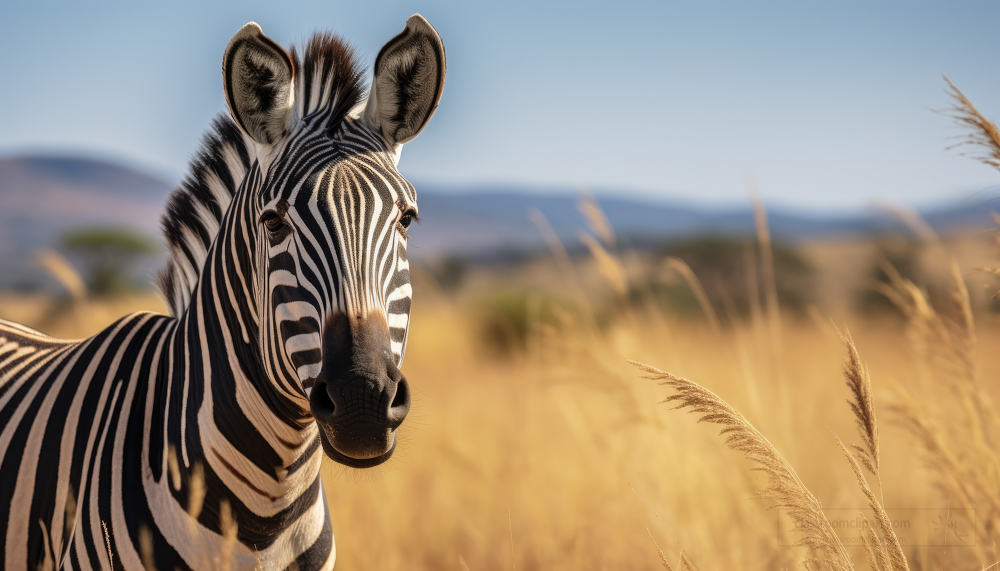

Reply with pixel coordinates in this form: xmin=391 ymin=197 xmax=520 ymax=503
xmin=61 ymin=227 xmax=157 ymax=296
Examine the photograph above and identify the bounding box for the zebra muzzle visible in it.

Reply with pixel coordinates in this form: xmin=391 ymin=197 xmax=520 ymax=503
xmin=309 ymin=312 xmax=411 ymax=468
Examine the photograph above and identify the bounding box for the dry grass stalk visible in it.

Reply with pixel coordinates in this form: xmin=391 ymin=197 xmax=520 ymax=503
xmin=167 ymin=445 xmax=182 ymax=491
xmin=860 ymin=512 xmax=890 ymax=571
xmin=33 ymin=249 xmax=87 ymax=301
xmin=62 ymin=485 xmax=76 ymax=558
xmin=630 ymin=360 xmax=854 ymax=570
xmin=949 ymin=260 xmax=980 ymax=388
xmin=873 ymin=255 xmax=1000 ymax=555
xmin=219 ymin=499 xmax=239 ymax=571
xmin=529 ymin=208 xmax=579 ymax=294
xmin=839 ymin=330 xmax=880 ymax=480
xmin=578 ymin=193 xmax=616 ymax=247
xmin=36 ymin=519 xmax=54 ymax=571
xmin=664 ymin=257 xmax=721 ymax=336
xmin=833 ymin=436 xmax=908 ymax=571
xmin=645 ymin=527 xmax=673 ymax=570
xmin=836 ymin=329 xmax=912 ymax=570
xmin=890 ymin=385 xmax=976 ymax=505
xmin=187 ymin=460 xmax=208 ymax=567
xmin=630 ymin=483 xmax=698 ymax=570
xmin=872 ymin=259 xmax=978 ymax=388
xmin=138 ymin=524 xmax=158 ymax=571
xmin=746 ymin=176 xmax=785 ymax=379
xmin=943 ymin=76 xmax=1000 ymax=173
xmin=718 ymin=296 xmax=765 ymax=424
xmin=508 ymin=508 xmax=516 ymax=570
xmin=581 ymin=232 xmax=628 ymax=297
xmin=102 ymin=520 xmax=114 ymax=570
xmin=869 ymin=202 xmax=939 ymax=244
xmin=743 ymin=243 xmax=766 ymax=340
xmin=188 ymin=461 xmax=206 ymax=520
xmin=888 ymin=385 xmax=993 ymax=563
xmin=875 ymin=258 xmax=998 ymax=449
xmin=746 ymin=179 xmax=794 ymax=444
xmin=971 ymin=216 xmax=1000 ymax=298
xmin=529 ymin=208 xmax=598 ymax=330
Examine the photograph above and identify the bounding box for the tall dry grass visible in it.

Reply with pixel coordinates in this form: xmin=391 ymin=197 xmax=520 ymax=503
xmin=624 ymin=188 xmax=998 ymax=569
xmin=5 ymin=218 xmax=1000 ymax=570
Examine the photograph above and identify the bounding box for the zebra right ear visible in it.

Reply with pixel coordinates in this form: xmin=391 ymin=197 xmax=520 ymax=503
xmin=223 ymin=23 xmax=296 ymax=146
xmin=362 ymin=14 xmax=446 ymax=148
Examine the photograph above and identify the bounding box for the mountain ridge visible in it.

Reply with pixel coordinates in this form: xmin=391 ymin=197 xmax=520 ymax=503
xmin=1 ymin=154 xmax=995 ymax=290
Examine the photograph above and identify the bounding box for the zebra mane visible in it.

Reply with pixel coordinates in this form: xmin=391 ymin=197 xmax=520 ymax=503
xmin=157 ymin=32 xmax=366 ymax=317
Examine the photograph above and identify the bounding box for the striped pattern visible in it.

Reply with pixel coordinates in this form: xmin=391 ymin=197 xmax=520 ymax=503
xmin=0 ymin=24 xmax=428 ymax=571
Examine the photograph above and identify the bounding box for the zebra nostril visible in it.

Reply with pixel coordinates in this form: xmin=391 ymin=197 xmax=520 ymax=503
xmin=388 ymin=378 xmax=410 ymax=429
xmin=310 ymin=380 xmax=336 ymax=419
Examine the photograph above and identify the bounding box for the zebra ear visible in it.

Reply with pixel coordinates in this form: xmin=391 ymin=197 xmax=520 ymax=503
xmin=223 ymin=23 xmax=296 ymax=146
xmin=362 ymin=14 xmax=446 ymax=147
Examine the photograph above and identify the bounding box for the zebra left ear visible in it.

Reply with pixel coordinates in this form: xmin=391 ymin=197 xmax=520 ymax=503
xmin=223 ymin=23 xmax=296 ymax=146
xmin=362 ymin=14 xmax=446 ymax=147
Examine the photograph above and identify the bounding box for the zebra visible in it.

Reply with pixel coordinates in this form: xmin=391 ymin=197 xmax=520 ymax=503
xmin=0 ymin=13 xmax=445 ymax=571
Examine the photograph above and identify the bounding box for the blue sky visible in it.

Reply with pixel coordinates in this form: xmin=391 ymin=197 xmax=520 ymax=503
xmin=1 ymin=1 xmax=998 ymax=211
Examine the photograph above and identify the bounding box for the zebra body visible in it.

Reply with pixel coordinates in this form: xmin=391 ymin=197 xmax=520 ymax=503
xmin=0 ymin=14 xmax=445 ymax=570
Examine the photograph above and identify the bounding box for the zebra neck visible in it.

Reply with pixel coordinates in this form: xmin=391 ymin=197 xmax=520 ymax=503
xmin=149 ymin=238 xmax=326 ymax=551
xmin=120 ymin=234 xmax=327 ymax=567
xmin=175 ymin=238 xmax=321 ymax=461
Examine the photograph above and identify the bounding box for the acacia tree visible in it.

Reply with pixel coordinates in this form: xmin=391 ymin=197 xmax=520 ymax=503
xmin=61 ymin=227 xmax=157 ymax=296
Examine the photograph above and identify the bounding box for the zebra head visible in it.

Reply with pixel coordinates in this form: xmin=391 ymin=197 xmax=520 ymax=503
xmin=221 ymin=16 xmax=445 ymax=468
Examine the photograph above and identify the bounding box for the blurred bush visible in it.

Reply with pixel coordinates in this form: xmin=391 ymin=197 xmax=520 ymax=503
xmin=853 ymin=235 xmax=970 ymax=319
xmin=650 ymin=237 xmax=815 ymax=321
xmin=61 ymin=227 xmax=157 ymax=296
xmin=476 ymin=289 xmax=565 ymax=356
xmin=422 ymin=255 xmax=469 ymax=292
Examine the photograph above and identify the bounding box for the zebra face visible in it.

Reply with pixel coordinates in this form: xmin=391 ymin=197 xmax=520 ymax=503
xmin=224 ymin=17 xmax=445 ymax=468
xmin=257 ymin=147 xmax=420 ymax=468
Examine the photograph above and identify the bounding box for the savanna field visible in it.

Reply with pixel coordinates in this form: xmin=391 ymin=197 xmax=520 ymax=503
xmin=6 ymin=197 xmax=1000 ymax=570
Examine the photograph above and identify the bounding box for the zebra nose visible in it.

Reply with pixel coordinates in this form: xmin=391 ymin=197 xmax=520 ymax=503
xmin=309 ymin=312 xmax=410 ymax=466
xmin=310 ymin=375 xmax=409 ymax=464
xmin=310 ymin=371 xmax=410 ymax=429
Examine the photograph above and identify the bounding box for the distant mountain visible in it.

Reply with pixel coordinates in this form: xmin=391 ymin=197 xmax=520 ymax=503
xmin=0 ymin=155 xmax=173 ymax=290
xmin=0 ymin=154 xmax=995 ymax=290
xmin=0 ymin=156 xmax=170 ymax=254
xmin=413 ymin=189 xmax=998 ymax=259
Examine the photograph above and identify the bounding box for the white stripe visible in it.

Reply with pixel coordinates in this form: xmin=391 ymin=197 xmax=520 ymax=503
xmin=285 ymin=333 xmax=321 ymax=355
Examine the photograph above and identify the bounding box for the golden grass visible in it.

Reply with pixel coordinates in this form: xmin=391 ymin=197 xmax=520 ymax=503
xmin=3 ymin=250 xmax=1000 ymax=569
xmin=8 ymin=141 xmax=1000 ymax=570
xmin=6 ymin=211 xmax=1000 ymax=571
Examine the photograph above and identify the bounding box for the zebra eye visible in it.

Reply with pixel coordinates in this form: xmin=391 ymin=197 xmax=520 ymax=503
xmin=399 ymin=212 xmax=414 ymax=229
xmin=397 ymin=209 xmax=418 ymax=239
xmin=261 ymin=212 xmax=286 ymax=234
